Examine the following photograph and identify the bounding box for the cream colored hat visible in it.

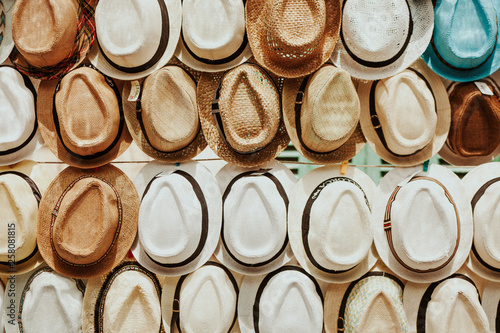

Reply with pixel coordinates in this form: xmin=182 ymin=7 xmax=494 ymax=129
xmin=131 ymin=161 xmax=222 ymax=276
xmin=288 ymin=165 xmax=377 ymax=283
xmin=0 ymin=0 xmax=14 ymax=65
xmin=482 ymin=281 xmax=500 ymax=333
xmin=214 ymin=160 xmax=296 ymax=275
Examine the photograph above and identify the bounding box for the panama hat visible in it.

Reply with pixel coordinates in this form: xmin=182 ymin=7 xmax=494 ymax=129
xmin=358 ymin=59 xmax=451 ymax=166
xmin=373 ymin=164 xmax=473 ymax=283
xmin=37 ymin=64 xmax=132 ymax=169
xmin=0 ymin=0 xmax=15 ymax=64
xmin=131 ymin=161 xmax=222 ymax=276
xmin=10 ymin=0 xmax=96 ymax=80
xmin=83 ymin=260 xmax=163 ymax=333
xmin=288 ymin=165 xmax=377 ymax=283
xmin=122 ymin=64 xmax=207 ymax=162
xmin=162 ymin=261 xmax=242 ymax=333
xmin=482 ymin=281 xmax=500 ymax=332
xmin=331 ymin=0 xmax=433 ymax=80
xmin=282 ymin=64 xmax=365 ymax=164
xmin=37 ymin=164 xmax=139 ymax=279
xmin=175 ymin=0 xmax=252 ymax=72
xmin=0 ymin=279 xmax=3 ymax=331
xmin=422 ymin=0 xmax=500 ymax=82
xmin=5 ymin=264 xmax=86 ymax=333
xmin=89 ymin=0 xmax=181 ymax=80
xmin=0 ymin=66 xmax=42 ymax=166
xmin=439 ymin=78 xmax=500 ymax=166
xmin=198 ymin=61 xmax=289 ymax=168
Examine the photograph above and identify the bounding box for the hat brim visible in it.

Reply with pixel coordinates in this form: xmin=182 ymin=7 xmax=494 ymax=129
xmin=0 ymin=0 xmax=15 ymax=65
xmin=482 ymin=281 xmax=500 ymax=332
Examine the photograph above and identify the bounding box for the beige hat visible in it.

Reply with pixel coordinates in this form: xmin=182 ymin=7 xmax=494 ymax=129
xmin=37 ymin=64 xmax=132 ymax=169
xmin=282 ymin=64 xmax=366 ymax=164
xmin=358 ymin=59 xmax=450 ymax=166
xmin=37 ymin=164 xmax=139 ymax=279
xmin=246 ymin=0 xmax=341 ymax=78
xmin=482 ymin=281 xmax=500 ymax=332
xmin=0 ymin=0 xmax=15 ymax=65
xmin=197 ymin=61 xmax=290 ymax=168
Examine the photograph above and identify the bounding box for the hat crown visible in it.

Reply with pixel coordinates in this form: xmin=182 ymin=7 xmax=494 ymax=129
xmin=473 ymin=182 xmax=500 ymax=267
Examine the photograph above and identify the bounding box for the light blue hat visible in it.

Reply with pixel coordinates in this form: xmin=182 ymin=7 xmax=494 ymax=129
xmin=422 ymin=0 xmax=500 ymax=82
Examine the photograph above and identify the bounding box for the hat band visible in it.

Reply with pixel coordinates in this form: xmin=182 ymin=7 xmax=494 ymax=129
xmin=52 ymin=64 xmax=125 ymax=160
xmin=383 ymin=176 xmax=460 ymax=273
xmin=50 ymin=175 xmax=123 ymax=267
xmin=302 ymin=176 xmax=370 ymax=274
xmin=0 ymin=3 xmax=5 ymax=47
xmin=140 ymin=169 xmax=209 ymax=268
xmin=96 ymin=0 xmax=169 ymax=74
xmin=369 ymin=67 xmax=437 ymax=158
xmin=95 ymin=261 xmax=162 ymax=333
xmin=340 ymin=0 xmax=413 ymax=68
xmin=170 ymin=261 xmax=239 ymax=333
xmin=221 ymin=169 xmax=289 ymax=268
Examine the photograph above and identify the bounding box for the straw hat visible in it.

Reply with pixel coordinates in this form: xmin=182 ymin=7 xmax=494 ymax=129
xmin=4 ymin=264 xmax=86 ymax=333
xmin=373 ymin=164 xmax=473 ymax=283
xmin=82 ymin=260 xmax=163 ymax=333
xmin=214 ymin=160 xmax=296 ymax=275
xmin=0 ymin=0 xmax=15 ymax=64
xmin=175 ymin=0 xmax=252 ymax=72
xmin=198 ymin=61 xmax=289 ymax=168
xmin=482 ymin=281 xmax=500 ymax=332
xmin=10 ymin=0 xmax=96 ymax=80
xmin=131 ymin=161 xmax=222 ymax=276
xmin=37 ymin=164 xmax=139 ymax=279
xmin=122 ymin=64 xmax=207 ymax=162
xmin=358 ymin=59 xmax=451 ymax=166
xmin=288 ymin=165 xmax=378 ymax=283
xmin=0 ymin=66 xmax=42 ymax=166
xmin=162 ymin=261 xmax=242 ymax=333
xmin=37 ymin=64 xmax=132 ymax=169
xmin=331 ymin=0 xmax=433 ymax=80
xmin=439 ymin=78 xmax=500 ymax=166
xmin=422 ymin=0 xmax=500 ymax=82
xmin=282 ymin=64 xmax=365 ymax=164
xmin=88 ymin=0 xmax=181 ymax=80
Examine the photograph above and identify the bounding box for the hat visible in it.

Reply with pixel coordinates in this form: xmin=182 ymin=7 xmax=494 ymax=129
xmin=0 ymin=66 xmax=42 ymax=166
xmin=373 ymin=164 xmax=473 ymax=283
xmin=331 ymin=0 xmax=433 ymax=80
xmin=214 ymin=160 xmax=296 ymax=275
xmin=37 ymin=164 xmax=139 ymax=279
xmin=88 ymin=0 xmax=181 ymax=80
xmin=246 ymin=0 xmax=340 ymax=78
xmin=82 ymin=260 xmax=163 ymax=333
xmin=122 ymin=64 xmax=207 ymax=162
xmin=288 ymin=165 xmax=378 ymax=283
xmin=175 ymin=0 xmax=252 ymax=72
xmin=282 ymin=64 xmax=366 ymax=164
xmin=131 ymin=160 xmax=222 ymax=276
xmin=37 ymin=64 xmax=132 ymax=169
xmin=10 ymin=0 xmax=96 ymax=80
xmin=422 ymin=0 xmax=500 ymax=82
xmin=404 ymin=272 xmax=490 ymax=332
xmin=4 ymin=264 xmax=86 ymax=333
xmin=482 ymin=281 xmax=500 ymax=332
xmin=439 ymin=78 xmax=500 ymax=166
xmin=0 ymin=0 xmax=15 ymax=65
xmin=358 ymin=59 xmax=451 ymax=166
xmin=162 ymin=261 xmax=241 ymax=333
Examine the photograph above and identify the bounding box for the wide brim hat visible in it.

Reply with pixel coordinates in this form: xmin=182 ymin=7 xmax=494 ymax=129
xmin=0 ymin=0 xmax=15 ymax=65
xmin=482 ymin=281 xmax=500 ymax=332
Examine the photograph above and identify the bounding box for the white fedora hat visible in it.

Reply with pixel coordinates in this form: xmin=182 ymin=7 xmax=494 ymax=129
xmin=131 ymin=160 xmax=222 ymax=276
xmin=373 ymin=164 xmax=473 ymax=283
xmin=331 ymin=0 xmax=434 ymax=80
xmin=482 ymin=281 xmax=500 ymax=332
xmin=0 ymin=0 xmax=15 ymax=64
xmin=214 ymin=160 xmax=296 ymax=275
xmin=89 ymin=0 xmax=181 ymax=80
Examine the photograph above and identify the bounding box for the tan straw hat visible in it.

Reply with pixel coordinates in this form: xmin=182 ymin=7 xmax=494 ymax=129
xmin=246 ymin=0 xmax=341 ymax=78
xmin=37 ymin=164 xmax=139 ymax=279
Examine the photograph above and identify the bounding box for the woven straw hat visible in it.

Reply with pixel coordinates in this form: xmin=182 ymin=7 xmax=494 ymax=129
xmin=373 ymin=164 xmax=473 ymax=283
xmin=89 ymin=0 xmax=181 ymax=80
xmin=0 ymin=0 xmax=15 ymax=65
xmin=439 ymin=78 xmax=500 ymax=166
xmin=282 ymin=64 xmax=365 ymax=164
xmin=122 ymin=64 xmax=206 ymax=162
xmin=10 ymin=0 xmax=96 ymax=80
xmin=482 ymin=281 xmax=500 ymax=332
xmin=198 ymin=61 xmax=289 ymax=168
xmin=37 ymin=64 xmax=132 ymax=169
xmin=358 ymin=59 xmax=450 ymax=166
xmin=37 ymin=164 xmax=139 ymax=279
xmin=246 ymin=0 xmax=341 ymax=78
xmin=332 ymin=0 xmax=433 ymax=80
